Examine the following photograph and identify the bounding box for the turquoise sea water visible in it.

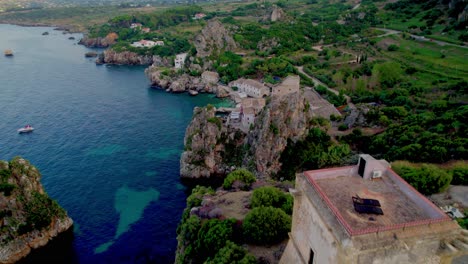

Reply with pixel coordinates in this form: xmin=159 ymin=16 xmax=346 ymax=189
xmin=0 ymin=24 xmax=229 ymax=263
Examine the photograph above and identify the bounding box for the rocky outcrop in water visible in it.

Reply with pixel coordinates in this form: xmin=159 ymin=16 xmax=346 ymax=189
xmin=193 ymin=19 xmax=237 ymax=57
xmin=79 ymin=35 xmax=115 ymax=48
xmin=180 ymin=91 xmax=318 ymax=179
xmin=0 ymin=157 xmax=73 ymax=264
xmin=180 ymin=107 xmax=246 ymax=179
xmin=97 ymin=49 xmax=153 ymax=65
xmin=145 ymin=67 xmax=225 ymax=95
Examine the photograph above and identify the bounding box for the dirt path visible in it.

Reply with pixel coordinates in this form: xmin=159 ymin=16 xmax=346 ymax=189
xmin=373 ymin=27 xmax=467 ymax=49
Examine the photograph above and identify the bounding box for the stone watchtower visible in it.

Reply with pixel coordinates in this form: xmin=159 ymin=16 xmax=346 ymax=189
xmin=281 ymin=154 xmax=468 ymax=264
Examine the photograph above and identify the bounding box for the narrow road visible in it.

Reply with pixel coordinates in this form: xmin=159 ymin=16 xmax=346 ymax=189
xmin=373 ymin=28 xmax=467 ymax=49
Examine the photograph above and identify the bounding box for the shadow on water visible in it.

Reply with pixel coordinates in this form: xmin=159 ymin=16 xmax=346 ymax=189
xmin=18 ymin=227 xmax=77 ymax=264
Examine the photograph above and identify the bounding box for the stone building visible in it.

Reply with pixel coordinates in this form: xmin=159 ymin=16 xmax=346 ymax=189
xmin=241 ymin=107 xmax=255 ymax=130
xmin=271 ymin=75 xmax=300 ymax=97
xmin=281 ymin=154 xmax=468 ymax=264
xmin=174 ymin=53 xmax=188 ymax=69
xmin=230 ymin=78 xmax=270 ymax=98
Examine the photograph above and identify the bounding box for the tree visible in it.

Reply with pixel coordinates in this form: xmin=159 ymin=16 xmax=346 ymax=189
xmin=205 ymin=241 xmax=257 ymax=264
xmin=243 ymin=206 xmax=291 ymax=245
xmin=392 ymin=163 xmax=452 ymax=195
xmin=196 ymin=218 xmax=237 ymax=261
xmin=250 ymin=186 xmax=293 ymax=214
xmin=223 ymin=169 xmax=256 ymax=190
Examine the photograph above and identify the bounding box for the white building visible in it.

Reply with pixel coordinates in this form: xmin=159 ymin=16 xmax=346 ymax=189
xmin=229 ymin=78 xmax=270 ymax=98
xmin=130 ymin=23 xmax=142 ymax=29
xmin=130 ymin=40 xmax=163 ymax=48
xmin=174 ymin=53 xmax=188 ymax=69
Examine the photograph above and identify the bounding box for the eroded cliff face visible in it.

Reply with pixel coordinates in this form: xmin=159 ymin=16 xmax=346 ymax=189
xmin=79 ymin=35 xmax=116 ymax=48
xmin=193 ymin=19 xmax=237 ymax=58
xmin=247 ymin=92 xmax=315 ymax=178
xmin=180 ymin=91 xmax=317 ymax=179
xmin=145 ymin=67 xmax=229 ymax=96
xmin=180 ymin=107 xmax=246 ymax=179
xmin=97 ymin=49 xmax=154 ymax=65
xmin=0 ymin=158 xmax=73 ymax=264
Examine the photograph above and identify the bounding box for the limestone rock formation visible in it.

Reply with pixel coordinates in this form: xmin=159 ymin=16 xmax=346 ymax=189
xmin=180 ymin=90 xmax=319 ymax=180
xmin=180 ymin=107 xmax=225 ymax=178
xmin=270 ymin=6 xmax=285 ymax=22
xmin=193 ymin=19 xmax=237 ymax=57
xmin=145 ymin=67 xmax=223 ymax=94
xmin=78 ymin=33 xmax=117 ymax=48
xmin=97 ymin=49 xmax=153 ymax=65
xmin=0 ymin=157 xmax=73 ymax=264
xmin=246 ymin=92 xmax=315 ymax=178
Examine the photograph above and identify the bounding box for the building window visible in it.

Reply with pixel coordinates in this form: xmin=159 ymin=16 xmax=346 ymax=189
xmin=308 ymin=249 xmax=314 ymax=264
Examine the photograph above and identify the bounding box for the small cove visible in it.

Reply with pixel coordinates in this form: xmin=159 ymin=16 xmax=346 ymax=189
xmin=0 ymin=24 xmax=231 ymax=263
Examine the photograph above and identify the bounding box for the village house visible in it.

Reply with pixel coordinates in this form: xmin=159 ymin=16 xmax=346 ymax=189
xmin=130 ymin=23 xmax=142 ymax=29
xmin=280 ymin=154 xmax=468 ymax=264
xmin=241 ymin=107 xmax=255 ymax=130
xmin=229 ymin=78 xmax=270 ymax=98
xmin=141 ymin=27 xmax=151 ymax=33
xmin=241 ymin=98 xmax=265 ymax=115
xmin=174 ymin=53 xmax=188 ymax=69
xmin=130 ymin=40 xmax=163 ymax=48
xmin=193 ymin=13 xmax=206 ymax=20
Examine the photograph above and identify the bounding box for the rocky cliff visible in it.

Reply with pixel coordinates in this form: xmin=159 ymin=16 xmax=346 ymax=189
xmin=96 ymin=49 xmax=154 ymax=65
xmin=246 ymin=92 xmax=315 ymax=178
xmin=180 ymin=91 xmax=318 ymax=179
xmin=0 ymin=157 xmax=73 ymax=264
xmin=79 ymin=35 xmax=115 ymax=48
xmin=193 ymin=19 xmax=237 ymax=58
xmin=180 ymin=106 xmax=244 ymax=179
xmin=145 ymin=67 xmax=229 ymax=97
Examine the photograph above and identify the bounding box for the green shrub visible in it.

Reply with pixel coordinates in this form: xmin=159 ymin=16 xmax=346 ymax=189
xmin=223 ymin=169 xmax=256 ymax=190
xmin=392 ymin=163 xmax=452 ymax=195
xmin=338 ymin=124 xmax=348 ymax=131
xmin=207 ymin=117 xmax=222 ymax=129
xmin=387 ymin=44 xmax=399 ymax=51
xmin=0 ymin=183 xmax=16 ymax=196
xmin=243 ymin=206 xmax=291 ymax=245
xmin=196 ymin=218 xmax=236 ymax=261
xmin=187 ymin=186 xmax=215 ymax=208
xmin=0 ymin=169 xmax=11 ymax=181
xmin=22 ymin=191 xmax=66 ymax=232
xmin=251 ymin=186 xmax=293 ymax=215
xmin=270 ymin=124 xmax=279 ymax=135
xmin=450 ymin=162 xmax=468 ymax=185
xmin=205 ymin=241 xmax=257 ymax=264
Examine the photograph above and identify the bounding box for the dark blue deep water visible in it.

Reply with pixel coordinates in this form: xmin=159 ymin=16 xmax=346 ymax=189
xmin=0 ymin=24 xmax=229 ymax=263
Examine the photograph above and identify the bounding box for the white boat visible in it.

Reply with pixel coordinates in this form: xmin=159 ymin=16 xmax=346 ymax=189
xmin=18 ymin=125 xmax=34 ymax=133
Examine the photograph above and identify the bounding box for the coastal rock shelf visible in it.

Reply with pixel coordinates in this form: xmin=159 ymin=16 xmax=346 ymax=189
xmin=0 ymin=157 xmax=73 ymax=264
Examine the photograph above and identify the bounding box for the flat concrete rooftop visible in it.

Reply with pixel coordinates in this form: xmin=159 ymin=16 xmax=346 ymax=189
xmin=304 ymin=166 xmax=450 ymax=236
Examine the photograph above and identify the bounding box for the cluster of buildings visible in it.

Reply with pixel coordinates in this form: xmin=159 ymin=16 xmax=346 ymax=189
xmin=281 ymin=154 xmax=468 ymax=264
xmin=226 ymin=76 xmax=300 ymax=131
